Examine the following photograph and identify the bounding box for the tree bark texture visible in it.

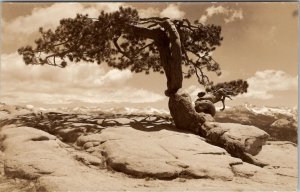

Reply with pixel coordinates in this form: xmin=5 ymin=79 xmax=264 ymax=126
xmin=157 ymin=20 xmax=183 ymax=95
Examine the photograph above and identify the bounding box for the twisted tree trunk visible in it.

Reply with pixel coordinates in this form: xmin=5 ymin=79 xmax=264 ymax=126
xmin=155 ymin=19 xmax=269 ymax=167
xmin=156 ymin=20 xmax=183 ymax=95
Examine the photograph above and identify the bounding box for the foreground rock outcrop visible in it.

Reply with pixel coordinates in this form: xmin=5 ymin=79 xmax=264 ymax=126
xmin=78 ymin=126 xmax=242 ymax=180
xmin=0 ymin=103 xmax=297 ymax=191
xmin=169 ymin=92 xmax=269 ymax=166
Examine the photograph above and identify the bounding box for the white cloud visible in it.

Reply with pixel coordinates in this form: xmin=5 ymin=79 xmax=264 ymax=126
xmin=1 ymin=53 xmax=107 ymax=87
xmin=206 ymin=5 xmax=227 ymax=17
xmin=4 ymin=3 xmax=124 ymax=34
xmin=93 ymin=3 xmax=124 ymax=13
xmin=199 ymin=15 xmax=208 ymax=24
xmin=93 ymin=69 xmax=132 ymax=87
xmin=199 ymin=5 xmax=243 ymax=24
xmin=0 ymin=53 xmax=164 ymax=105
xmin=240 ymin=70 xmax=297 ymax=100
xmin=1 ymin=3 xmax=184 ymax=54
xmin=139 ymin=7 xmax=160 ymax=18
xmin=184 ymin=85 xmax=205 ymax=102
xmin=2 ymin=3 xmax=127 ymax=53
xmin=224 ymin=9 xmax=243 ymax=23
xmin=160 ymin=4 xmax=185 ymax=19
xmin=3 ymin=3 xmax=183 ymax=37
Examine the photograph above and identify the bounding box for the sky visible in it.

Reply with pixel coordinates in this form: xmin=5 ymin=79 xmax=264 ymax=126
xmin=0 ymin=2 xmax=298 ymax=109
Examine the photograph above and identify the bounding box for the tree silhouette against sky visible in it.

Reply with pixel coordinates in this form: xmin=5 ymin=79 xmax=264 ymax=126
xmin=18 ymin=7 xmax=247 ymax=103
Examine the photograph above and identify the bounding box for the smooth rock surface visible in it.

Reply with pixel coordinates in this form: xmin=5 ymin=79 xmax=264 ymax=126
xmin=79 ymin=126 xmax=259 ymax=181
xmin=0 ymin=126 xmax=147 ymax=191
xmin=255 ymin=141 xmax=297 ymax=178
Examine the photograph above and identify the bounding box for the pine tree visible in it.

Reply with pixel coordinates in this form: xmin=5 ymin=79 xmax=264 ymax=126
xmin=18 ymin=6 xmax=248 ymax=115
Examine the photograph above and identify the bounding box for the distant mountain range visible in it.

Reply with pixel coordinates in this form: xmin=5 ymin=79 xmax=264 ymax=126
xmin=51 ymin=104 xmax=298 ymax=143
xmin=214 ymin=104 xmax=297 ymax=143
xmin=36 ymin=105 xmax=170 ymax=116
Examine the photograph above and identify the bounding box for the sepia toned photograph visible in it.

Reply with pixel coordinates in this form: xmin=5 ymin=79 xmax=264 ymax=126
xmin=0 ymin=1 xmax=298 ymax=191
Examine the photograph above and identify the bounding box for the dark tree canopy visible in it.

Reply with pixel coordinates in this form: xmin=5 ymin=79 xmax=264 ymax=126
xmin=206 ymin=79 xmax=248 ymax=97
xmin=196 ymin=79 xmax=249 ymax=111
xmin=18 ymin=6 xmax=248 ymax=107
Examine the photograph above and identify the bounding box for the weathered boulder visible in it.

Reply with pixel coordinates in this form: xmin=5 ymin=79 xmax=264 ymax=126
xmin=201 ymin=122 xmax=270 ymax=167
xmin=195 ymin=100 xmax=216 ymax=117
xmin=204 ymin=122 xmax=269 ymax=156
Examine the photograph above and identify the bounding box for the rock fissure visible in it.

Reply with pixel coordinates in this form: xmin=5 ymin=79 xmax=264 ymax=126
xmin=159 ymin=145 xmax=179 ymax=159
xmin=193 ymin=152 xmax=226 ymax=155
xmin=276 ymin=173 xmax=297 ymax=178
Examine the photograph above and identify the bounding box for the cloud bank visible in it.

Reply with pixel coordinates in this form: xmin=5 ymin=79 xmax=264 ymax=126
xmin=1 ymin=53 xmax=164 ymax=105
xmin=160 ymin=4 xmax=185 ymax=19
xmin=5 ymin=3 xmax=124 ymax=34
xmin=199 ymin=5 xmax=243 ymax=24
xmin=138 ymin=4 xmax=186 ymax=19
xmin=240 ymin=70 xmax=297 ymax=99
